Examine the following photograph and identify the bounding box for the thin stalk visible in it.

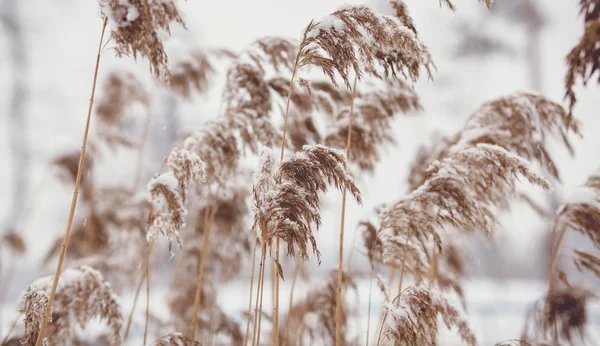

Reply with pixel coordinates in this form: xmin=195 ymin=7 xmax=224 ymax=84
xmin=143 ymin=241 xmax=154 ymax=345
xmin=272 ymin=245 xmax=278 ymax=346
xmin=376 ymin=254 xmax=406 ymax=346
xmin=282 ymin=261 xmax=301 ymax=345
xmin=335 ymin=74 xmax=358 ymax=346
xmin=271 ymin=49 xmax=301 ymax=346
xmin=123 ymin=249 xmax=150 ymax=341
xmin=189 ymin=201 xmax=218 ymax=340
xmin=255 ymin=244 xmax=268 ymax=346
xmin=251 ymin=243 xmax=265 ymax=346
xmin=34 ymin=17 xmax=108 ymax=346
xmin=544 ymin=225 xmax=568 ymax=337
xmin=244 ymin=238 xmax=259 ymax=346
xmin=365 ymin=262 xmax=374 ymax=346
xmin=1 ymin=313 xmax=20 ymax=346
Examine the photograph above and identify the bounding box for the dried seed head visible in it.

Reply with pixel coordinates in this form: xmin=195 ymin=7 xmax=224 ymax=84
xmin=150 ymin=333 xmax=203 ymax=346
xmin=147 ymin=148 xmax=206 ymax=256
xmin=522 ymin=286 xmax=595 ymax=344
xmin=252 ymin=145 xmax=361 ymax=264
xmin=551 ymin=171 xmax=600 ymax=281
xmin=1 ymin=231 xmax=26 ymax=256
xmin=381 ymin=143 xmax=550 ymax=266
xmin=98 ymin=0 xmax=185 ymax=79
xmin=26 ymin=266 xmax=123 ymax=346
xmin=168 ymin=49 xmax=228 ymax=98
xmin=325 ymin=79 xmax=421 ymax=172
xmin=565 ymin=0 xmax=600 ymax=117
xmin=282 ymin=270 xmax=357 ymax=345
xmin=381 ymin=285 xmax=476 ymax=346
xmin=96 ymin=72 xmax=149 ymax=127
xmin=297 ymin=4 xmax=433 ymax=87
xmin=409 ymin=92 xmax=580 ymax=190
xmin=21 ymin=286 xmax=49 ymax=346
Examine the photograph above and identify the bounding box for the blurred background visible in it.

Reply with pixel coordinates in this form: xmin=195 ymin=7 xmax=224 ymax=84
xmin=1 ymin=0 xmax=599 ymax=344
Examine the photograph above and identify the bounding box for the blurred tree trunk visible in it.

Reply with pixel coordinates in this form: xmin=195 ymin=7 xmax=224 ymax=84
xmin=1 ymin=0 xmax=30 ymax=232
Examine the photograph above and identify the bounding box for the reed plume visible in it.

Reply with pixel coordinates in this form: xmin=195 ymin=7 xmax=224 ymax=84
xmin=98 ymin=0 xmax=185 ymax=79
xmin=565 ymin=0 xmax=600 ymax=117
xmin=281 ymin=270 xmax=358 ymax=346
xmin=149 ymin=332 xmax=203 ymax=346
xmin=252 ymin=145 xmax=362 ymax=263
xmin=168 ymin=49 xmax=234 ymax=98
xmin=381 ymin=285 xmax=476 ymax=346
xmin=325 ymin=79 xmax=421 ymax=172
xmin=381 ymin=143 xmax=551 ymax=264
xmin=409 ymin=92 xmax=580 ymax=190
xmin=147 ymin=147 xmax=206 ymax=256
xmin=21 ymin=287 xmax=48 ymax=346
xmin=1 ymin=232 xmax=25 ymax=256
xmin=44 ymin=192 xmax=149 ymax=293
xmin=24 ymin=266 xmax=123 ymax=346
xmin=297 ymin=4 xmax=433 ymax=87
xmin=522 ymin=286 xmax=595 ymax=344
xmin=542 ymin=170 xmax=600 ymax=339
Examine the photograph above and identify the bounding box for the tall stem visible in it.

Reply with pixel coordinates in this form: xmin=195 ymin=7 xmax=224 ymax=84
xmin=544 ymin=225 xmax=568 ymax=337
xmin=255 ymin=245 xmax=268 ymax=346
xmin=244 ymin=238 xmax=259 ymax=346
xmin=143 ymin=241 xmax=154 ymax=345
xmin=272 ymin=51 xmax=300 ymax=346
xmin=123 ymin=248 xmax=150 ymax=341
xmin=189 ymin=201 xmax=218 ymax=339
xmin=34 ymin=17 xmax=108 ymax=346
xmin=364 ymin=263 xmax=374 ymax=346
xmin=251 ymin=243 xmax=266 ymax=346
xmin=335 ymin=74 xmax=358 ymax=346
xmin=282 ymin=261 xmax=301 ymax=344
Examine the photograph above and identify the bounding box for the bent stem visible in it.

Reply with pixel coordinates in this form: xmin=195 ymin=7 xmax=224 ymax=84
xmin=244 ymin=238 xmax=259 ymax=346
xmin=34 ymin=17 xmax=108 ymax=346
xmin=335 ymin=74 xmax=358 ymax=346
xmin=189 ymin=199 xmax=218 ymax=340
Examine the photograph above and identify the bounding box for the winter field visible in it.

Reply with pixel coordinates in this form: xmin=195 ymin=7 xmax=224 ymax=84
xmin=1 ymin=0 xmax=600 ymax=345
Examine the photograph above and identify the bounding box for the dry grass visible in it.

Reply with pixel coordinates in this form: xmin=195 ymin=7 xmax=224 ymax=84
xmin=6 ymin=1 xmax=600 ymax=346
